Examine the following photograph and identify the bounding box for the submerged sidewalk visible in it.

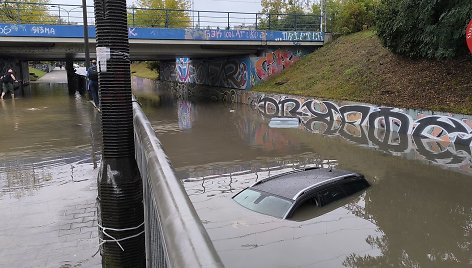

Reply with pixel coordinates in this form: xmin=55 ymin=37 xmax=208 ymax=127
xmin=0 ymin=83 xmax=102 ymax=267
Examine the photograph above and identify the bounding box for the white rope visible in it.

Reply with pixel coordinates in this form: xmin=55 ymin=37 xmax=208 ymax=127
xmin=94 ymin=222 xmax=145 ymax=255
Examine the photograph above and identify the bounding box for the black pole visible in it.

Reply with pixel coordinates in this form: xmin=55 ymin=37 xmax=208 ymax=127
xmin=93 ymin=0 xmax=145 ymax=267
xmin=82 ymin=0 xmax=90 ymax=69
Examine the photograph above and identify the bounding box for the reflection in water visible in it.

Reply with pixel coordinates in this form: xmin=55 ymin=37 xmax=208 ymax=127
xmin=143 ymin=93 xmax=471 ymax=268
xmin=177 ymin=99 xmax=194 ymax=130
xmin=0 ymin=82 xmax=103 ymax=267
xmin=0 ymin=83 xmax=102 ymax=198
xmin=261 ymin=111 xmax=472 ymax=176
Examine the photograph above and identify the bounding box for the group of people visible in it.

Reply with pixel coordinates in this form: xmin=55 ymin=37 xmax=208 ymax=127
xmin=1 ymin=62 xmax=100 ymax=104
xmin=1 ymin=69 xmax=18 ymax=100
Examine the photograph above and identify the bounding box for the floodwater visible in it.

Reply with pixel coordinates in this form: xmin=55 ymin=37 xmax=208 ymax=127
xmin=142 ymin=94 xmax=472 ymax=267
xmin=2 ymin=76 xmax=469 ymax=267
xmin=0 ymin=82 xmax=102 ymax=267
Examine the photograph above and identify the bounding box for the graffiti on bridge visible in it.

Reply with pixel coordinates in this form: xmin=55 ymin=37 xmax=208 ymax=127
xmin=255 ymin=49 xmax=300 ymax=80
xmin=175 ymin=58 xmax=250 ymax=89
xmin=274 ymin=31 xmax=324 ymax=42
xmin=0 ymin=23 xmax=324 ymax=43
xmin=165 ymin=48 xmax=310 ymax=89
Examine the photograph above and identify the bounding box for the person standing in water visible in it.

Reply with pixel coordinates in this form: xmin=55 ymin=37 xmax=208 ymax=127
xmin=1 ymin=69 xmax=17 ymax=100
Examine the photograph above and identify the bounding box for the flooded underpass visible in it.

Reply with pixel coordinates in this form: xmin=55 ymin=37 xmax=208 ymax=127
xmin=0 ymin=82 xmax=102 ymax=267
xmin=1 ymin=77 xmax=470 ymax=267
xmin=142 ymin=92 xmax=472 ymax=267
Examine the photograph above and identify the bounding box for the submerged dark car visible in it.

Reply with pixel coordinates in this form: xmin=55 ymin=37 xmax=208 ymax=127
xmin=232 ymin=167 xmax=370 ymax=219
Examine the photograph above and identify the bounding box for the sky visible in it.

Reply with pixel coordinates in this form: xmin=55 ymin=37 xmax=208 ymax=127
xmin=54 ymin=0 xmax=263 ymax=27
xmin=69 ymin=0 xmax=263 ymax=13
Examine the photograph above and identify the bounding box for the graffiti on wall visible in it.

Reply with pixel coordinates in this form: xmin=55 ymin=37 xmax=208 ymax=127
xmin=176 ymin=58 xmax=191 ymax=82
xmin=235 ymin=94 xmax=472 ymax=174
xmin=163 ymin=48 xmax=310 ymax=89
xmin=254 ymin=96 xmax=472 ymax=147
xmin=255 ymin=49 xmax=300 ymax=81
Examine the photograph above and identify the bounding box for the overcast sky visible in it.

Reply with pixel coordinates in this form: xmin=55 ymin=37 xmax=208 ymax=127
xmin=65 ymin=0 xmax=263 ymax=13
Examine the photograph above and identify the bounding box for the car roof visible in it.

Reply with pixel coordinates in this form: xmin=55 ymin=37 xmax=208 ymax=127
xmin=250 ymin=168 xmax=359 ymax=201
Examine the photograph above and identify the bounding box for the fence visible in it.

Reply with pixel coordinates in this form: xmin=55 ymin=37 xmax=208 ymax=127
xmin=0 ymin=1 xmax=322 ymax=31
xmin=133 ymin=99 xmax=224 ymax=268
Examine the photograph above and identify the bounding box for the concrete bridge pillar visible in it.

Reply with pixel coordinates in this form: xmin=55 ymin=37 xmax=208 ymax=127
xmin=65 ymin=55 xmax=77 ymax=95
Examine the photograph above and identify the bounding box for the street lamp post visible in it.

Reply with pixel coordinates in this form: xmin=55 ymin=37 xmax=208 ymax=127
xmin=51 ymin=5 xmax=69 ymax=24
xmin=192 ymin=0 xmax=195 ymax=28
xmin=82 ymin=0 xmax=90 ymax=70
xmin=68 ymin=6 xmax=83 ymax=24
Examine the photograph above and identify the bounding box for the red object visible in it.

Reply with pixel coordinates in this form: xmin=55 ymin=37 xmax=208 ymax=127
xmin=467 ymin=19 xmax=472 ymax=54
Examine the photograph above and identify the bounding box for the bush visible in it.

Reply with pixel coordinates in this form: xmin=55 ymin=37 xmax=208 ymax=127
xmin=327 ymin=0 xmax=379 ymax=34
xmin=376 ymin=0 xmax=472 ymax=59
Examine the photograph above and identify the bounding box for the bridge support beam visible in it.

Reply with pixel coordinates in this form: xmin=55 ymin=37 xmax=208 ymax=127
xmin=65 ymin=55 xmax=77 ymax=95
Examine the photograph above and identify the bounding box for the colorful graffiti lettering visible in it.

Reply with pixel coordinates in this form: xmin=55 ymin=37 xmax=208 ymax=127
xmin=255 ymin=50 xmax=299 ymax=80
xmin=253 ymin=95 xmax=472 ymax=147
xmin=161 ymin=48 xmax=309 ymax=89
xmin=177 ymin=57 xmax=191 ymax=82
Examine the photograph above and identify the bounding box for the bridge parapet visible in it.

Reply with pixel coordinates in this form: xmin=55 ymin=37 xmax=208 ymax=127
xmin=0 ymin=23 xmax=324 ymax=44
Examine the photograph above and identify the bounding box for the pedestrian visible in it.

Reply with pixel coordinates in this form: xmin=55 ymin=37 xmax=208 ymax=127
xmin=1 ymin=69 xmax=17 ymax=100
xmin=87 ymin=60 xmax=99 ymax=108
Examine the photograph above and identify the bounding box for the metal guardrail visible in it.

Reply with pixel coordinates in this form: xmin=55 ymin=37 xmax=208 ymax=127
xmin=133 ymin=100 xmax=224 ymax=268
xmin=0 ymin=1 xmax=322 ymax=31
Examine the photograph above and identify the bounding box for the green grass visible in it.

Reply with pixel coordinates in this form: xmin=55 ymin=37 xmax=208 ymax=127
xmin=28 ymin=67 xmax=46 ymax=81
xmin=130 ymin=62 xmax=158 ymax=80
xmin=252 ymin=30 xmax=472 ymax=115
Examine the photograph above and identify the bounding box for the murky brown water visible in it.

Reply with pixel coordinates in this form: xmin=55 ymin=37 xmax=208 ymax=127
xmin=4 ymin=79 xmax=469 ymax=267
xmin=0 ymin=83 xmax=102 ymax=267
xmin=143 ymin=97 xmax=472 ymax=267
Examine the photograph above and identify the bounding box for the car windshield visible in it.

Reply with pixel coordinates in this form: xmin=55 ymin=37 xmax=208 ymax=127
xmin=233 ymin=188 xmax=294 ymax=218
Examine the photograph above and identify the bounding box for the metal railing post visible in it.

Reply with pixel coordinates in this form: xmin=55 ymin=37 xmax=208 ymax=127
xmin=132 ymin=7 xmax=135 ymax=27
xmin=255 ymin=13 xmax=258 ymax=30
xmin=227 ymin=12 xmax=230 ymax=30
xmin=268 ymin=13 xmax=271 ymax=30
xmin=165 ymin=9 xmax=169 ymax=28
xmin=16 ymin=2 xmax=20 ymax=23
xmin=198 ymin=11 xmax=200 ymax=28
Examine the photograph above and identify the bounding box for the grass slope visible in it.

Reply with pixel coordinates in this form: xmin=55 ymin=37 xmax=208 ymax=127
xmin=130 ymin=62 xmax=158 ymax=80
xmin=28 ymin=67 xmax=46 ymax=81
xmin=253 ymin=31 xmax=472 ymax=114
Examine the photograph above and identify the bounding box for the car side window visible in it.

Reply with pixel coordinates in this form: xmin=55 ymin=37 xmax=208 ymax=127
xmin=340 ymin=178 xmax=370 ymax=195
xmin=315 ymin=186 xmax=347 ymax=206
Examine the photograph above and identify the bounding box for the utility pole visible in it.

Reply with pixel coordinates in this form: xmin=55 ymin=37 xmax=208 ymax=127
xmin=82 ymin=0 xmax=90 ymax=69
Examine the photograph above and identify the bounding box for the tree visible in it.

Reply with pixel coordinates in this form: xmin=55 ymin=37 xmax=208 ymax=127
xmin=376 ymin=0 xmax=472 ymax=59
xmin=259 ymin=0 xmax=320 ymax=31
xmin=129 ymin=0 xmax=191 ymax=28
xmin=0 ymin=0 xmax=54 ymax=24
xmin=322 ymin=0 xmax=378 ymax=34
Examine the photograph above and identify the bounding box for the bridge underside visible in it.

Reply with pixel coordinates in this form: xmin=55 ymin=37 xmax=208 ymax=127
xmin=0 ymin=37 xmax=322 ymax=61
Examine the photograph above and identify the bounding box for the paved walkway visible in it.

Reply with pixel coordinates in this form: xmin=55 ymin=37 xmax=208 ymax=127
xmin=36 ymin=67 xmax=68 ymax=83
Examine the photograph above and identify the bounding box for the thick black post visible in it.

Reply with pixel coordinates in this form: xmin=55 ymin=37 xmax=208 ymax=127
xmin=65 ymin=54 xmax=76 ymax=95
xmin=93 ymin=0 xmax=145 ymax=267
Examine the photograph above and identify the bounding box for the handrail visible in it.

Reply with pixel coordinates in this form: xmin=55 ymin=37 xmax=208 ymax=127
xmin=133 ymin=99 xmax=224 ymax=268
